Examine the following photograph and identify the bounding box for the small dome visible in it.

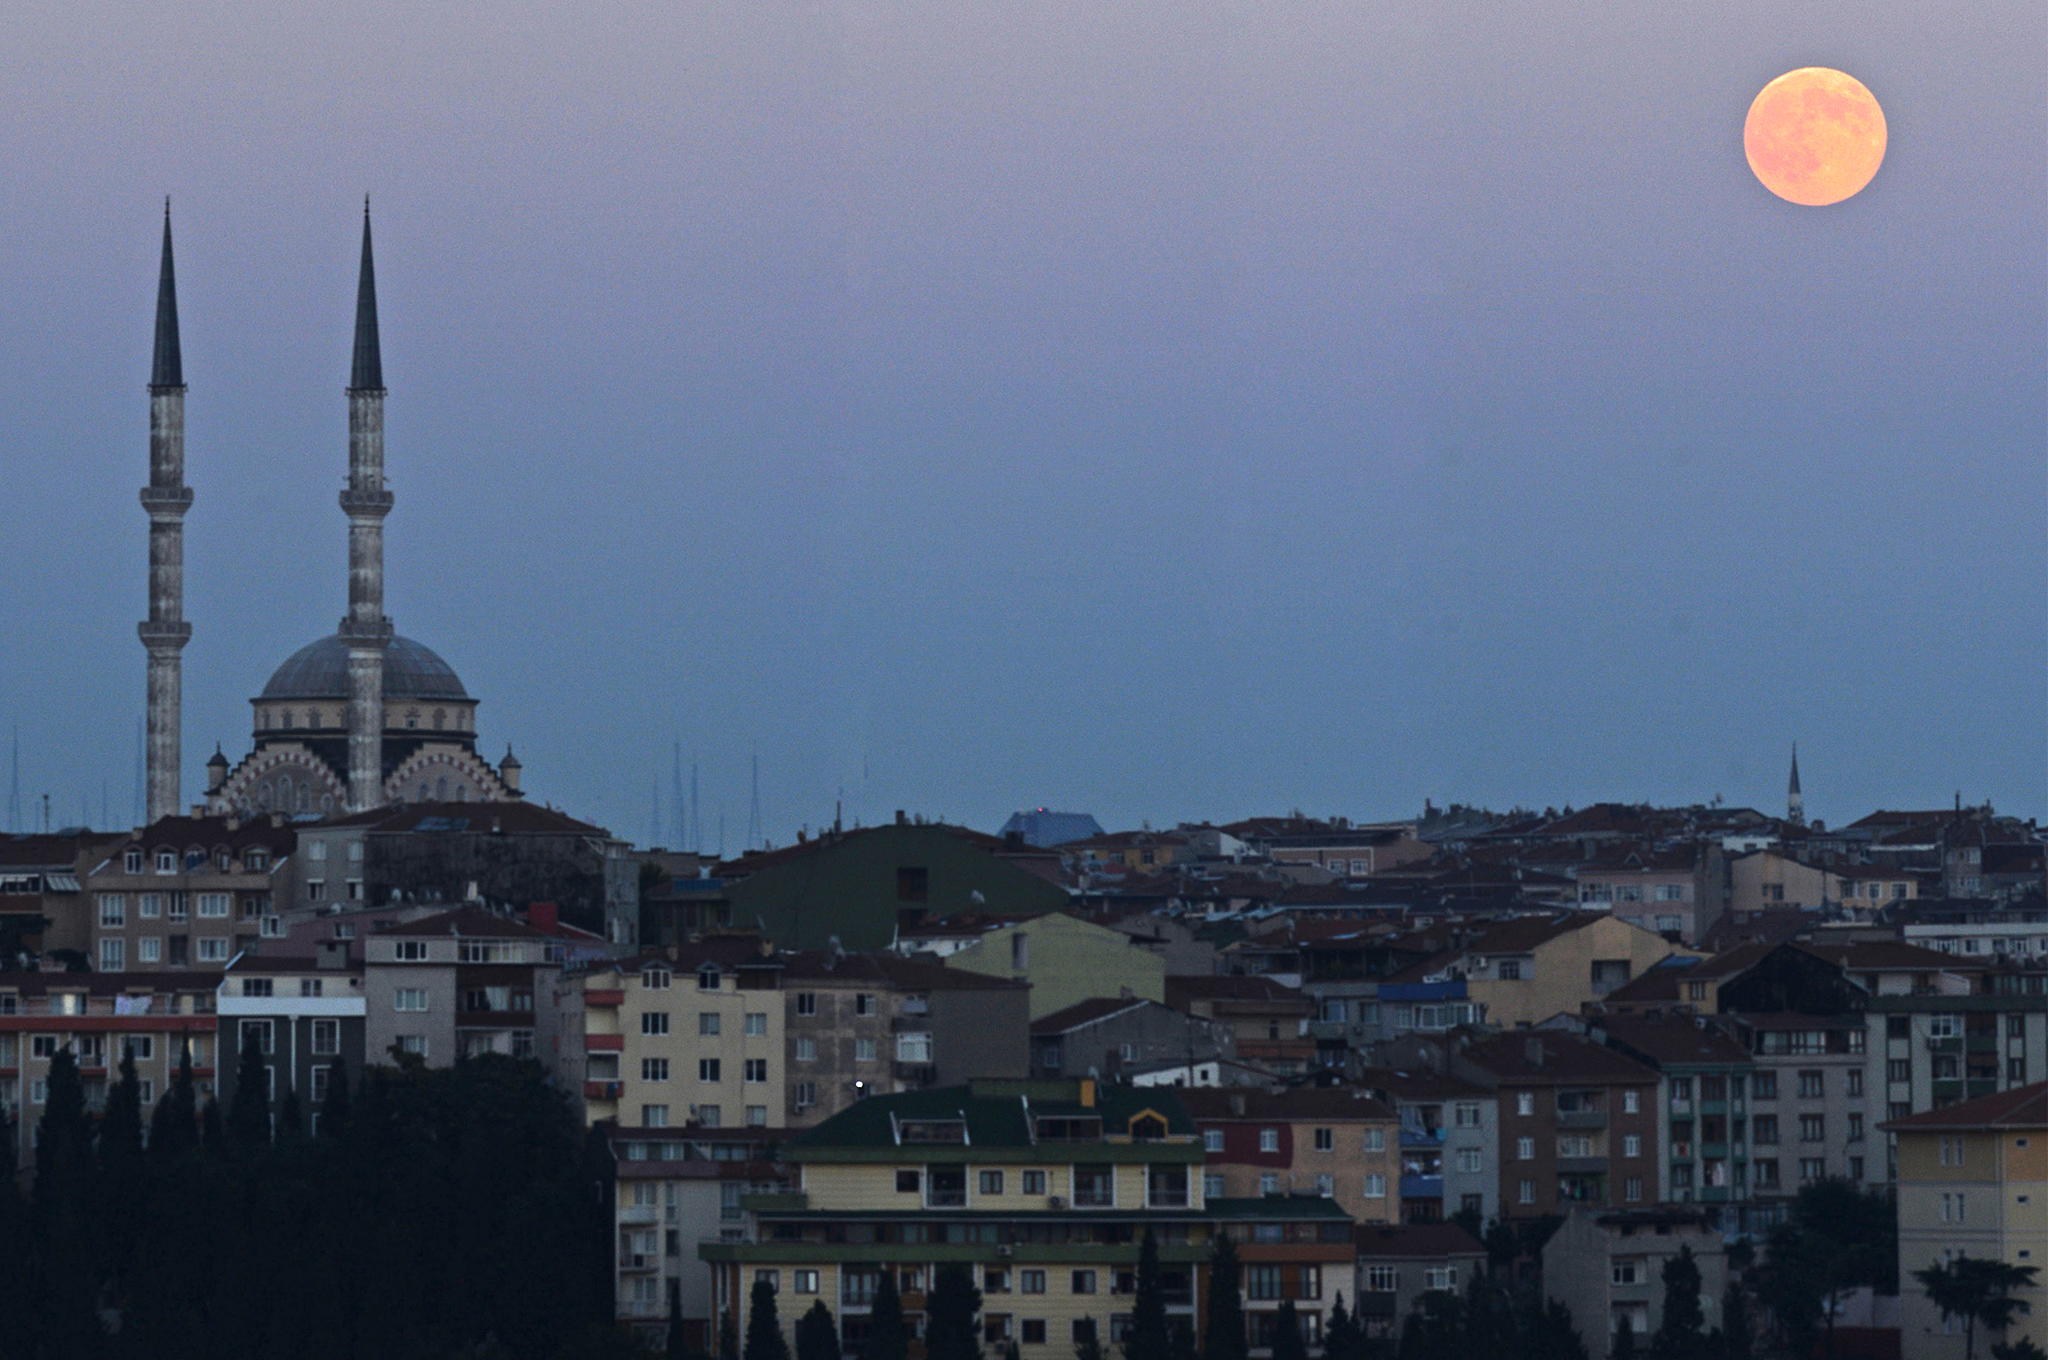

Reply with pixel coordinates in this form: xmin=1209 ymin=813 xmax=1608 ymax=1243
xmin=260 ymin=635 xmax=471 ymax=702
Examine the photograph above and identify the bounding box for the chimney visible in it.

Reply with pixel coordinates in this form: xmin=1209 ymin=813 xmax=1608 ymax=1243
xmin=896 ymin=809 xmax=907 ymax=826
xmin=528 ymin=901 xmax=559 ymax=934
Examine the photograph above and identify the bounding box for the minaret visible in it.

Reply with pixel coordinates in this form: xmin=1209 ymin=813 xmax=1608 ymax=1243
xmin=139 ymin=203 xmax=193 ymax=825
xmin=1787 ymin=744 xmax=1805 ymax=827
xmin=339 ymin=203 xmax=393 ymax=812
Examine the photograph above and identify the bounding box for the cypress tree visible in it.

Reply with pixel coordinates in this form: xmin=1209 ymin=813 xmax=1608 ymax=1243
xmin=33 ymin=1047 xmax=100 ymax=1359
xmin=1610 ymin=1316 xmax=1636 ymax=1360
xmin=1169 ymin=1319 xmax=1198 ymax=1360
xmin=1126 ymin=1227 xmax=1170 ymax=1360
xmin=746 ymin=1278 xmax=791 ymax=1360
xmin=319 ymin=1054 xmax=351 ymax=1139
xmin=150 ymin=1041 xmax=199 ymax=1164
xmin=228 ymin=1033 xmax=271 ymax=1147
xmin=1718 ymin=1281 xmax=1751 ymax=1360
xmin=1650 ymin=1247 xmax=1704 ymax=1360
xmin=1270 ymin=1301 xmax=1306 ymax=1360
xmin=1524 ymin=1300 xmax=1590 ymax=1360
xmin=720 ymin=1306 xmax=743 ymax=1360
xmin=862 ymin=1270 xmax=909 ymax=1360
xmin=277 ymin=1087 xmax=304 ymax=1143
xmin=668 ymin=1279 xmax=693 ymax=1360
xmin=1204 ymin=1233 xmax=1247 ymax=1360
xmin=1076 ymin=1321 xmax=1105 ymax=1360
xmin=200 ymin=1095 xmax=224 ymax=1154
xmin=1323 ymin=1293 xmax=1357 ymax=1360
xmin=797 ymin=1300 xmax=840 ymax=1360
xmin=926 ymin=1262 xmax=984 ymax=1360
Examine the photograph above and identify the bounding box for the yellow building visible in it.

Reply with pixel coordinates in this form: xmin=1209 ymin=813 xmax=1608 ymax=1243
xmin=561 ymin=938 xmax=787 ymax=1132
xmin=947 ymin=913 xmax=1167 ymax=1019
xmin=702 ymin=1079 xmax=1356 ymax=1357
xmin=1885 ymin=1082 xmax=2047 ymax=1360
xmin=1395 ymin=913 xmax=1684 ymax=1030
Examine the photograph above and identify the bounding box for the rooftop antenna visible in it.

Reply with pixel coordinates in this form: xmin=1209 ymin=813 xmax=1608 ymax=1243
xmin=690 ymin=752 xmax=700 ymax=856
xmin=671 ymin=739 xmax=686 ymax=851
xmin=747 ymin=747 xmax=762 ymax=851
xmin=7 ymin=726 xmax=20 ymax=833
xmin=717 ymin=812 xmax=725 ymax=860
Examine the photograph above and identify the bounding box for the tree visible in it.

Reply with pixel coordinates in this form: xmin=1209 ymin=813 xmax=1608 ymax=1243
xmin=862 ymin=1270 xmax=908 ymax=1360
xmin=668 ymin=1280 xmax=694 ymax=1360
xmin=1914 ymin=1256 xmax=2039 ymax=1360
xmin=1483 ymin=1219 xmax=1521 ymax=1274
xmin=229 ymin=1032 xmax=272 ymax=1147
xmin=797 ymin=1300 xmax=839 ymax=1360
xmin=720 ymin=1309 xmax=742 ymax=1360
xmin=321 ymin=1054 xmax=352 ymax=1138
xmin=1126 ymin=1228 xmax=1171 ymax=1360
xmin=278 ymin=1087 xmax=305 ymax=1142
xmin=1991 ymin=1341 xmax=2048 ymax=1360
xmin=32 ymin=1046 xmax=100 ymax=1360
xmin=1169 ymin=1318 xmax=1199 ymax=1360
xmin=1324 ymin=1293 xmax=1359 ymax=1360
xmin=1077 ymin=1321 xmax=1105 ymax=1360
xmin=744 ymin=1278 xmax=790 ymax=1360
xmin=1755 ymin=1179 xmax=1896 ymax=1357
xmin=1395 ymin=1289 xmax=1464 ymax=1360
xmin=1205 ymin=1233 xmax=1247 ymax=1360
xmin=1522 ymin=1299 xmax=1590 ymax=1360
xmin=926 ymin=1262 xmax=983 ymax=1360
xmin=150 ymin=1041 xmax=200 ymax=1163
xmin=1271 ymin=1301 xmax=1307 ymax=1360
xmin=1610 ymin=1316 xmax=1636 ymax=1360
xmin=1650 ymin=1247 xmax=1705 ymax=1360
xmin=1718 ymin=1280 xmax=1752 ymax=1360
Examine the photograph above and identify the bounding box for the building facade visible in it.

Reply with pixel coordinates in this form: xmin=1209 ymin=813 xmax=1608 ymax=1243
xmin=1181 ymin=1086 xmax=1401 ymax=1227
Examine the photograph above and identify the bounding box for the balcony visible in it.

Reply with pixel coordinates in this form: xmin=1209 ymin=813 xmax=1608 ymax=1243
xmin=894 ymin=1062 xmax=937 ymax=1085
xmin=1671 ymin=1142 xmax=1693 ymax=1161
xmin=1557 ymin=1111 xmax=1608 ymax=1131
xmin=586 ymin=1034 xmax=625 ymax=1052
xmin=617 ymin=1299 xmax=663 ymax=1319
xmin=1557 ymin=1156 xmax=1609 ymax=1176
xmin=585 ymin=1080 xmax=622 ymax=1102
xmin=1400 ymin=1175 xmax=1444 ymax=1201
xmin=586 ymin=990 xmax=625 ymax=1008
xmin=619 ymin=1205 xmax=660 ymax=1225
xmin=619 ymin=1252 xmax=660 ymax=1273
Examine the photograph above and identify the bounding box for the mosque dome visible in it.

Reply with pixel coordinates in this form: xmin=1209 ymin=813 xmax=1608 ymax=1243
xmin=259 ymin=634 xmax=471 ymax=702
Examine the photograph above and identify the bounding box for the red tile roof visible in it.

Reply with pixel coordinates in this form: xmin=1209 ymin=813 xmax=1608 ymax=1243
xmin=1882 ymin=1080 xmax=2048 ymax=1132
xmin=383 ymin=907 xmax=555 ymax=939
xmin=1030 ymin=997 xmax=1152 ymax=1034
xmin=1180 ymin=1086 xmax=1396 ymax=1122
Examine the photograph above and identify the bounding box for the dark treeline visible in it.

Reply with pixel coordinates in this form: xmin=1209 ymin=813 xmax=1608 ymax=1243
xmin=0 ymin=1042 xmax=619 ymax=1360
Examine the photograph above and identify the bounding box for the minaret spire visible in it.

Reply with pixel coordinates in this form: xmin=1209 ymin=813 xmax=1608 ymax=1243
xmin=1787 ymin=743 xmax=1805 ymax=827
xmin=139 ymin=201 xmax=193 ymax=824
xmin=339 ymin=200 xmax=394 ymax=812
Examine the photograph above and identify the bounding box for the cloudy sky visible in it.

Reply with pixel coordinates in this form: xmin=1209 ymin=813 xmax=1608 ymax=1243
xmin=0 ymin=0 xmax=2040 ymax=845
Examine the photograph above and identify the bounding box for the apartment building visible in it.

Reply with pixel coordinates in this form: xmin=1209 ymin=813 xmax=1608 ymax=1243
xmin=361 ymin=907 xmax=560 ymax=1067
xmin=1029 ymin=998 xmax=1235 ymax=1086
xmin=216 ymin=945 xmax=365 ymax=1135
xmin=1543 ymin=1207 xmax=1728 ymax=1346
xmin=1453 ymin=1032 xmax=1660 ymax=1220
xmin=1576 ymin=844 xmax=1727 ymax=944
xmin=0 ymin=829 xmax=126 ymax=960
xmin=1181 ymin=1087 xmax=1401 ymax=1227
xmin=1885 ymin=1082 xmax=2047 ymax=1360
xmin=700 ymin=1079 xmax=1357 ymax=1358
xmin=782 ymin=950 xmax=1028 ymax=1124
xmin=1387 ymin=913 xmax=1680 ymax=1030
xmin=0 ymin=970 xmax=220 ymax=1170
xmin=1355 ymin=1067 xmax=1499 ymax=1224
xmin=82 ymin=815 xmax=298 ymax=971
xmin=1166 ymin=975 xmax=1317 ymax=1078
xmin=562 ymin=940 xmax=786 ymax=1131
xmin=1585 ymin=1011 xmax=1756 ymax=1215
xmin=1351 ymin=1222 xmax=1487 ymax=1344
xmin=1867 ymin=972 xmax=2048 ymax=1178
xmin=948 ymin=912 xmax=1167 ymax=1019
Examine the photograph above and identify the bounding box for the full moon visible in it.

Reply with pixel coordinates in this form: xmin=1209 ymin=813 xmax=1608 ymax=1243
xmin=1744 ymin=67 xmax=1887 ymax=206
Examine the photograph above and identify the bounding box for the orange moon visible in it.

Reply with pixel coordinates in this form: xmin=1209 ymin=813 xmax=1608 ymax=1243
xmin=1744 ymin=67 xmax=1887 ymax=206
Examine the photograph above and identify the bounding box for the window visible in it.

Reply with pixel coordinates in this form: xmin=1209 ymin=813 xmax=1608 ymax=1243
xmin=1203 ymin=1129 xmax=1225 ymax=1152
xmin=30 ymin=1035 xmax=57 ymax=1059
xmin=1846 ymin=1070 xmax=1863 ymax=1097
xmin=979 ymin=1169 xmax=1004 ymax=1196
xmin=745 ymin=1012 xmax=769 ymax=1037
xmin=1798 ymin=1157 xmax=1826 ymax=1182
xmin=99 ymin=895 xmax=126 ymax=927
xmin=196 ymin=893 xmax=230 ymax=918
xmin=1519 ymin=1179 xmax=1536 ymax=1205
xmin=1366 ymin=1265 xmax=1398 ymax=1292
xmin=1364 ymin=1173 xmax=1386 ymax=1198
xmin=1259 ymin=1174 xmax=1279 ymax=1195
xmin=1020 ymin=1321 xmax=1047 ymax=1346
xmin=795 ymin=992 xmax=816 ymax=1016
xmin=394 ymin=988 xmax=429 ymax=1012
xmin=1364 ymin=1127 xmax=1385 ymax=1151
xmin=1498 ymin=961 xmax=1520 ymax=980
xmin=1888 ymin=1059 xmax=1911 ymax=1082
xmin=156 ymin=850 xmax=176 ymax=873
xmin=1022 ymin=1170 xmax=1046 ymax=1195
xmin=1424 ymin=1267 xmax=1458 ymax=1292
xmin=512 ymin=1030 xmax=534 ymax=1059
xmin=1073 ymin=1165 xmax=1114 ymax=1207
xmin=697 ymin=1106 xmax=720 ymax=1128
xmin=1623 ymin=1089 xmax=1640 ymax=1114
xmin=1148 ymin=1165 xmax=1188 ymax=1207
xmin=1456 ymin=1148 xmax=1482 ymax=1173
xmin=643 ymin=966 xmax=672 ymax=990
xmin=1753 ymin=1115 xmax=1779 ymax=1145
xmin=137 ymin=937 xmax=160 ymax=964
xmin=794 ymin=1270 xmax=820 ymax=1294
xmin=1072 ymin=1270 xmax=1098 ymax=1295
xmin=308 ymin=1019 xmax=341 ymax=1057
xmin=1205 ymin=1173 xmax=1226 ymax=1200
xmin=1612 ymin=1260 xmax=1643 ymax=1286
xmin=1246 ymin=1267 xmax=1282 ymax=1301
xmin=240 ymin=977 xmax=273 ymax=997
xmin=643 ymin=1012 xmax=670 ymax=1036
xmin=643 ymin=1105 xmax=670 ymax=1128
xmin=1517 ymin=1136 xmax=1535 ymax=1160
xmin=1752 ymin=1071 xmax=1777 ymax=1099
xmin=1314 ymin=1174 xmax=1333 ymax=1197
xmin=1453 ymin=1102 xmax=1480 ymax=1128
xmin=697 ymin=966 xmax=721 ymax=991
xmin=1939 ymin=1136 xmax=1966 ymax=1168
xmin=699 ymin=1059 xmax=721 ymax=1082
xmin=1847 ymin=1113 xmax=1864 ymax=1142
xmin=1799 ymin=1115 xmax=1825 ymax=1142
xmin=855 ymin=1038 xmax=877 ymax=1063
xmin=1929 ymin=1015 xmax=1959 ymax=1039
xmin=795 ymin=1038 xmax=816 ymax=1061
xmin=794 ymin=1082 xmax=816 ymax=1109
xmin=1558 ymin=1134 xmax=1594 ymax=1158
xmin=746 ymin=1105 xmax=767 ymax=1126
xmin=393 ymin=940 xmax=426 ymax=962
xmin=855 ymin=994 xmax=876 ymax=1016
xmin=896 ymin=1170 xmax=922 ymax=1193
xmin=1259 ymin=1128 xmax=1279 ymax=1152
xmin=99 ymin=939 xmax=125 ymax=971
xmin=696 ymin=1011 xmax=723 ymax=1037
xmin=196 ymin=937 xmax=228 ymax=962
xmin=1623 ymin=1176 xmax=1643 ymax=1202
xmin=1516 ymin=1092 xmax=1534 ymax=1116
xmin=643 ymin=1058 xmax=670 ymax=1082
xmin=1313 ymin=1127 xmax=1334 ymax=1151
xmin=1797 ymin=1071 xmax=1825 ymax=1099
xmin=744 ymin=1059 xmax=768 ymax=1083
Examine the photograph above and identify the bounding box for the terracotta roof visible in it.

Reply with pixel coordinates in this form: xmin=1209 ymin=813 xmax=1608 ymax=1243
xmin=1355 ymin=1067 xmax=1491 ymax=1102
xmin=318 ymin=801 xmax=611 ymax=838
xmin=0 ymin=970 xmax=223 ymax=996
xmin=122 ymin=815 xmax=297 ymax=855
xmin=1030 ymin=998 xmax=1152 ymax=1034
xmin=1882 ymin=1080 xmax=2048 ymax=1132
xmin=1166 ymin=974 xmax=1313 ymax=1008
xmin=1797 ymin=941 xmax=1981 ymax=973
xmin=1353 ymin=1222 xmax=1486 ymax=1259
xmin=383 ymin=907 xmax=555 ymax=939
xmin=1591 ymin=1011 xmax=1751 ymax=1066
xmin=1179 ymin=1086 xmax=1395 ymax=1121
xmin=1460 ymin=1031 xmax=1659 ymax=1086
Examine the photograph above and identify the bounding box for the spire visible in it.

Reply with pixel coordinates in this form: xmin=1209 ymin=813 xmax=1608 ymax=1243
xmin=349 ymin=199 xmax=383 ymax=391
xmin=151 ymin=200 xmax=183 ymax=389
xmin=1788 ymin=743 xmax=1801 ymax=796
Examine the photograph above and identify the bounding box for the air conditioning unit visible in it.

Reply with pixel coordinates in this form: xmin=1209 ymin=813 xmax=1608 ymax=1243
xmin=1048 ymin=1196 xmax=1068 ymax=1211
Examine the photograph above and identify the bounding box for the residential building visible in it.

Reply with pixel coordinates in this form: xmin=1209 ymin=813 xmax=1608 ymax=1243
xmin=1867 ymin=972 xmax=2048 ymax=1178
xmin=82 ymin=815 xmax=298 ymax=971
xmin=781 ymin=949 xmax=1029 ymax=1123
xmin=612 ymin=1125 xmax=793 ymax=1343
xmin=1167 ymin=975 xmax=1317 ymax=1078
xmin=1542 ymin=1207 xmax=1727 ymax=1346
xmin=1726 ymin=850 xmax=1840 ymax=915
xmin=699 ymin=1078 xmax=1357 ymax=1358
xmin=361 ymin=907 xmax=561 ymax=1067
xmin=217 ymin=945 xmax=366 ymax=1135
xmin=1884 ymin=1082 xmax=2047 ymax=1360
xmin=950 ymin=913 xmax=1168 ymax=1020
xmin=0 ymin=829 xmax=126 ymax=961
xmin=1030 ymin=998 xmax=1235 ymax=1085
xmin=1387 ymin=912 xmax=1682 ymax=1030
xmin=1351 ymin=1222 xmax=1487 ymax=1343
xmin=1902 ymin=900 xmax=2048 ymax=963
xmin=1574 ymin=844 xmax=1727 ymax=944
xmin=1355 ymin=1067 xmax=1498 ymax=1224
xmin=0 ymin=969 xmax=221 ymax=1170
xmin=1452 ymin=1032 xmax=1660 ymax=1220
xmin=1581 ymin=1011 xmax=1756 ymax=1217
xmin=1057 ymin=830 xmax=1192 ymax=871
xmin=1181 ymin=1086 xmax=1401 ymax=1226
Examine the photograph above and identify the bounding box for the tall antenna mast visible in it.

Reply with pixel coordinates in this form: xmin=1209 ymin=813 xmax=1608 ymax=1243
xmin=671 ymin=739 xmax=686 ymax=851
xmin=747 ymin=748 xmax=762 ymax=851
xmin=690 ymin=755 xmax=700 ymax=855
xmin=7 ymin=727 xmax=20 ymax=834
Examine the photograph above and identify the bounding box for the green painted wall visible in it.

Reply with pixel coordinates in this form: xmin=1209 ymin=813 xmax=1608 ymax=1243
xmin=724 ymin=824 xmax=1069 ymax=950
xmin=947 ymin=913 xmax=1166 ymax=1019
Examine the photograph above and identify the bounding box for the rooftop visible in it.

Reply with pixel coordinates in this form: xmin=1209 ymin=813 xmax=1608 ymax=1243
xmin=1882 ymin=1080 xmax=2048 ymax=1133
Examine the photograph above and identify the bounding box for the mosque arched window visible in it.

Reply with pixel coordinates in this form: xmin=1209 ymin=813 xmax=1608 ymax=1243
xmin=297 ymin=783 xmax=310 ymax=812
xmin=433 ymin=709 xmax=446 ymax=731
xmin=406 ymin=710 xmax=419 ymax=730
xmin=282 ymin=710 xmax=294 ymax=729
xmin=256 ymin=783 xmax=271 ymax=811
xmin=454 ymin=786 xmax=469 ymax=802
xmin=436 ymin=776 xmax=448 ymax=800
xmin=418 ymin=783 xmax=431 ymax=802
xmin=259 ymin=710 xmax=271 ymax=731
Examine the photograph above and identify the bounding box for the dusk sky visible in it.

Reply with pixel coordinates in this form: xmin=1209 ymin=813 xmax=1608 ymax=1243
xmin=1 ymin=0 xmax=2041 ymax=845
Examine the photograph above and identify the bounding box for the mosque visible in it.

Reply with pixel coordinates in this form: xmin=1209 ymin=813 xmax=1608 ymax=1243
xmin=138 ymin=205 xmax=522 ymax=823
